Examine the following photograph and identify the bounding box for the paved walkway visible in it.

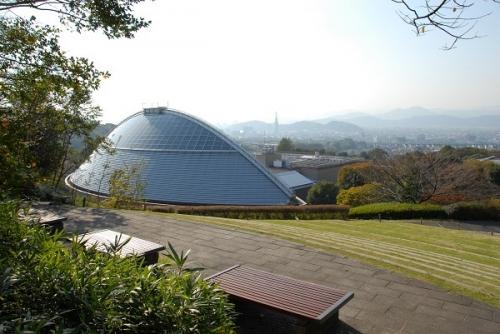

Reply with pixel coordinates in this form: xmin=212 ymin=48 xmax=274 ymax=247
xmin=53 ymin=206 xmax=499 ymax=334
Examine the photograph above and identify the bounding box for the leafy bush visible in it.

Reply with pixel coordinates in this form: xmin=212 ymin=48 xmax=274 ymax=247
xmin=148 ymin=204 xmax=350 ymax=220
xmin=336 ymin=183 xmax=382 ymax=207
xmin=348 ymin=202 xmax=447 ymax=220
xmin=0 ymin=202 xmax=235 ymax=333
xmin=277 ymin=137 xmax=294 ymax=152
xmin=446 ymin=200 xmax=500 ymax=221
xmin=105 ymin=163 xmax=147 ymax=209
xmin=336 ymin=162 xmax=371 ymax=190
xmin=307 ymin=181 xmax=339 ymax=204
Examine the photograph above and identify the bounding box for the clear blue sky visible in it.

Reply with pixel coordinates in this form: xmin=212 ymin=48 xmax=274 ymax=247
xmin=52 ymin=0 xmax=500 ymax=124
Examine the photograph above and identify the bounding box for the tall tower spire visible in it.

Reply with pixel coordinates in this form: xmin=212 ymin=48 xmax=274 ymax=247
xmin=274 ymin=112 xmax=279 ymax=137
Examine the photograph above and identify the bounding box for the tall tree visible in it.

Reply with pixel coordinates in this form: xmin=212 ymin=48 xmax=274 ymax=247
xmin=277 ymin=137 xmax=294 ymax=152
xmin=367 ymin=150 xmax=499 ymax=203
xmin=0 ymin=0 xmax=150 ymax=38
xmin=0 ymin=0 xmax=150 ymax=196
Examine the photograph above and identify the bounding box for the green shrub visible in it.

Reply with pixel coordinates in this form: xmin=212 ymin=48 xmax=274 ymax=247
xmin=307 ymin=181 xmax=339 ymax=204
xmin=336 ymin=183 xmax=382 ymax=207
xmin=336 ymin=162 xmax=372 ymax=189
xmin=0 ymin=202 xmax=235 ymax=333
xmin=348 ymin=202 xmax=447 ymax=220
xmin=148 ymin=204 xmax=350 ymax=220
xmin=446 ymin=199 xmax=500 ymax=221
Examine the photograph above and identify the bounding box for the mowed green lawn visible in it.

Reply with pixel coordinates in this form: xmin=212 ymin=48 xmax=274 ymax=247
xmin=166 ymin=214 xmax=500 ymax=307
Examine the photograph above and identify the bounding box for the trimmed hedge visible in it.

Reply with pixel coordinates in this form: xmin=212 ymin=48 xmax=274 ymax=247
xmin=348 ymin=202 xmax=447 ymax=220
xmin=446 ymin=200 xmax=500 ymax=221
xmin=148 ymin=204 xmax=350 ymax=220
xmin=147 ymin=201 xmax=500 ymax=222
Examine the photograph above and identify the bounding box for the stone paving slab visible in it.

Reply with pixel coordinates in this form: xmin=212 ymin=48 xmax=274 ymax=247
xmin=54 ymin=206 xmax=500 ymax=334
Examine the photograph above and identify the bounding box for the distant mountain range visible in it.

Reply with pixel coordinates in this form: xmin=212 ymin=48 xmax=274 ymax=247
xmin=317 ymin=106 xmax=500 ymax=129
xmin=225 ymin=106 xmax=500 ymax=135
xmin=225 ymin=119 xmax=363 ymax=137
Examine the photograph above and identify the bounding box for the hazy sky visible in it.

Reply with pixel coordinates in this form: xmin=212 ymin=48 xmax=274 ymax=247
xmin=51 ymin=1 xmax=500 ymax=124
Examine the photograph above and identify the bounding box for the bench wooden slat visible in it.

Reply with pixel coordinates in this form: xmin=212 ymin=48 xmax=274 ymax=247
xmin=215 ymin=275 xmax=337 ymax=311
xmin=78 ymin=229 xmax=165 ymax=258
xmin=19 ymin=208 xmax=67 ymax=225
xmin=208 ymin=265 xmax=354 ymax=321
xmin=233 ymin=265 xmax=347 ymax=297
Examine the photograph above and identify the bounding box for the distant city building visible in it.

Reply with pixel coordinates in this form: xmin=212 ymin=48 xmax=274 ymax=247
xmin=284 ymin=154 xmax=363 ymax=183
xmin=256 ymin=152 xmax=363 ymax=183
xmin=272 ymin=170 xmax=315 ymax=200
xmin=479 ymin=156 xmax=500 ymax=165
xmin=66 ymin=108 xmax=296 ymax=205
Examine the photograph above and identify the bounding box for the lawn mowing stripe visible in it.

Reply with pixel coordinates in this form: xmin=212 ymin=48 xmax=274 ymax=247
xmin=221 ymin=219 xmax=500 ymax=277
xmin=193 ymin=218 xmax=500 ymax=287
xmin=267 ymin=221 xmax=500 ymax=271
xmin=283 ymin=235 xmax=500 ymax=304
xmin=276 ymin=226 xmax=500 ymax=278
xmin=287 ymin=220 xmax=499 ymax=260
xmin=287 ymin=229 xmax=500 ymax=281
xmin=278 ymin=230 xmax=500 ymax=288
xmin=167 ymin=214 xmax=500 ymax=307
xmin=243 ymin=223 xmax=500 ymax=289
xmin=275 ymin=220 xmax=500 ymax=263
xmin=240 ymin=225 xmax=497 ymax=296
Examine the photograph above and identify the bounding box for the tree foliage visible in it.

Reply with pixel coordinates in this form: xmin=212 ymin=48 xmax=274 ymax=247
xmin=0 ymin=201 xmax=235 ymax=333
xmin=307 ymin=181 xmax=339 ymax=205
xmin=336 ymin=162 xmax=372 ymax=190
xmin=0 ymin=0 xmax=150 ymax=38
xmin=106 ymin=163 xmax=147 ymax=209
xmin=367 ymin=150 xmax=500 ymax=204
xmin=0 ymin=0 xmax=150 ymax=197
xmin=0 ymin=18 xmax=105 ymax=196
xmin=337 ymin=183 xmax=383 ymax=207
xmin=277 ymin=137 xmax=294 ymax=152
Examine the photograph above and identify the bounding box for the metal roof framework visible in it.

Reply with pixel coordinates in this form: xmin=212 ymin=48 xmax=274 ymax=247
xmin=67 ymin=108 xmax=294 ymax=205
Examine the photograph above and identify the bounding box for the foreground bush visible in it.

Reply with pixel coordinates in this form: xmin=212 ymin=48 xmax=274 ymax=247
xmin=336 ymin=184 xmax=382 ymax=207
xmin=306 ymin=181 xmax=339 ymax=205
xmin=0 ymin=202 xmax=235 ymax=333
xmin=348 ymin=202 xmax=447 ymax=220
xmin=446 ymin=199 xmax=500 ymax=221
xmin=336 ymin=162 xmax=372 ymax=190
xmin=149 ymin=204 xmax=350 ymax=220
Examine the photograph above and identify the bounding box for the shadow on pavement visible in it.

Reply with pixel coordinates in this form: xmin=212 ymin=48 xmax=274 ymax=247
xmin=43 ymin=205 xmax=129 ymax=234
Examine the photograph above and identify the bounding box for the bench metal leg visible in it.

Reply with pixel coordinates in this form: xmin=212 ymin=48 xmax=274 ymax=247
xmin=143 ymin=252 xmax=159 ymax=265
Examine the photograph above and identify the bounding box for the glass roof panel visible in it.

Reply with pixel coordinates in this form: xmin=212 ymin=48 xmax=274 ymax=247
xmin=108 ymin=112 xmax=232 ymax=151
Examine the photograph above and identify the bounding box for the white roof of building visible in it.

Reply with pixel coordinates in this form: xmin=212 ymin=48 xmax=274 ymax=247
xmin=479 ymin=156 xmax=500 ymax=165
xmin=273 ymin=170 xmax=315 ymax=190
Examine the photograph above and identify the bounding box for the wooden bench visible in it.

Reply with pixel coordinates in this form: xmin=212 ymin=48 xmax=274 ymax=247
xmin=77 ymin=229 xmax=165 ymax=265
xmin=18 ymin=208 xmax=67 ymax=234
xmin=208 ymin=265 xmax=353 ymax=334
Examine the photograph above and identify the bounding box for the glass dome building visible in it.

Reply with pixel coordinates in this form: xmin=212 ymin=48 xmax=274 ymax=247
xmin=66 ymin=107 xmax=295 ymax=205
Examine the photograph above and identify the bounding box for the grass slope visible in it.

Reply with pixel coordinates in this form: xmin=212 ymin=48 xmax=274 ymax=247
xmin=165 ymin=214 xmax=500 ymax=307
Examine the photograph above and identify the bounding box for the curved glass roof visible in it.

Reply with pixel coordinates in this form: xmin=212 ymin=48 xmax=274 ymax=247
xmin=67 ymin=108 xmax=293 ymax=205
xmin=108 ymin=111 xmax=232 ymax=151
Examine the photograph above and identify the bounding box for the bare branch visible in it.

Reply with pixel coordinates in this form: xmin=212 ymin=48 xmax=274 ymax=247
xmin=392 ymin=0 xmax=499 ymax=49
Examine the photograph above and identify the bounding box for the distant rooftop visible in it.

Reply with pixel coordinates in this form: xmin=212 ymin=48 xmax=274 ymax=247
xmin=272 ymin=170 xmax=315 ymax=190
xmin=283 ymin=154 xmax=363 ymax=169
xmin=479 ymin=156 xmax=500 ymax=165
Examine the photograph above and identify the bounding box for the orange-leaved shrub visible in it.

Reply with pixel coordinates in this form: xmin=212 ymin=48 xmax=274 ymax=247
xmin=337 ymin=162 xmax=372 ymax=190
xmin=336 ymin=183 xmax=383 ymax=207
